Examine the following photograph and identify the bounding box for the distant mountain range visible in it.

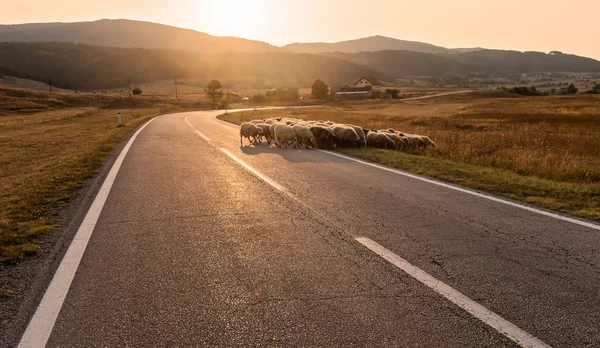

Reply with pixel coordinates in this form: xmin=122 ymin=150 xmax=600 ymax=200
xmin=326 ymin=50 xmax=600 ymax=77
xmin=0 ymin=19 xmax=283 ymax=53
xmin=0 ymin=42 xmax=384 ymax=90
xmin=0 ymin=19 xmax=599 ymax=90
xmin=284 ymin=35 xmax=483 ymax=55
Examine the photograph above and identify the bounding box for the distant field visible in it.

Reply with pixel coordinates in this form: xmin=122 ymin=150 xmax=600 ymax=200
xmin=219 ymin=91 xmax=600 ymax=220
xmin=0 ymin=87 xmax=209 ymax=264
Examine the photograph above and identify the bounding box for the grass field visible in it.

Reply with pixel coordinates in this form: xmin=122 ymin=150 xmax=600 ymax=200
xmin=0 ymin=87 xmax=210 ymax=265
xmin=219 ymin=91 xmax=600 ymax=220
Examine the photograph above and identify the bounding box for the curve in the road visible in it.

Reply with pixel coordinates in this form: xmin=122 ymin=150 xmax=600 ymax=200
xmin=17 ymin=105 xmax=600 ymax=347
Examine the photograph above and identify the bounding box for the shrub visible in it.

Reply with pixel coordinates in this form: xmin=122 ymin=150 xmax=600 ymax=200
xmin=218 ymin=97 xmax=231 ymax=109
xmin=265 ymin=88 xmax=300 ymax=102
xmin=508 ymin=86 xmax=544 ymax=96
xmin=132 ymin=88 xmax=143 ymax=95
xmin=385 ymin=89 xmax=400 ymax=99
xmin=252 ymin=94 xmax=267 ymax=103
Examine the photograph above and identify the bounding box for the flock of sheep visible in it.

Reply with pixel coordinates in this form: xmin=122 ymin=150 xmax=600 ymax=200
xmin=239 ymin=117 xmax=436 ymax=150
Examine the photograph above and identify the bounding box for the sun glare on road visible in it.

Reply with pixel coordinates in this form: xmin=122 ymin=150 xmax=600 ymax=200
xmin=200 ymin=0 xmax=268 ymax=38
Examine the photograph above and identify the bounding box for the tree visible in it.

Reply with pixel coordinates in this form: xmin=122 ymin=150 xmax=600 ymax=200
xmin=265 ymin=88 xmax=300 ymax=102
xmin=386 ymin=89 xmax=400 ymax=99
xmin=252 ymin=94 xmax=267 ymax=103
xmin=132 ymin=88 xmax=143 ymax=95
xmin=218 ymin=97 xmax=231 ymax=109
xmin=565 ymin=83 xmax=578 ymax=95
xmin=205 ymin=79 xmax=224 ymax=109
xmin=311 ymin=79 xmax=329 ymax=99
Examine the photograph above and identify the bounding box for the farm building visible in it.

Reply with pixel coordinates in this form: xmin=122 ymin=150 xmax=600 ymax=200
xmin=334 ymin=77 xmax=383 ymax=99
xmin=354 ymin=77 xmax=383 ymax=92
xmin=334 ymin=86 xmax=374 ymax=99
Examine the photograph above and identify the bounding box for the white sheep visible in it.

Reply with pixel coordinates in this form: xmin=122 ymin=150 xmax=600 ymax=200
xmin=346 ymin=124 xmax=367 ymax=147
xmin=255 ymin=123 xmax=273 ymax=144
xmin=420 ymin=136 xmax=436 ymax=149
xmin=402 ymin=133 xmax=423 ymax=149
xmin=332 ymin=126 xmax=360 ymax=147
xmin=273 ymin=124 xmax=298 ymax=148
xmin=269 ymin=123 xmax=280 ymax=141
xmin=367 ymin=132 xmax=395 ymax=149
xmin=292 ymin=125 xmax=317 ymax=149
xmin=383 ymin=132 xmax=408 ymax=149
xmin=240 ymin=122 xmax=263 ymax=146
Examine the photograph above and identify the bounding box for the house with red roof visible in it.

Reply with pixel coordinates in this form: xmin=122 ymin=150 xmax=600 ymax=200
xmin=334 ymin=77 xmax=384 ymax=99
xmin=354 ymin=77 xmax=383 ymax=92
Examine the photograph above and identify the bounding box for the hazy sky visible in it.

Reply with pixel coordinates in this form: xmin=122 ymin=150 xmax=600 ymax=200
xmin=1 ymin=0 xmax=599 ymax=59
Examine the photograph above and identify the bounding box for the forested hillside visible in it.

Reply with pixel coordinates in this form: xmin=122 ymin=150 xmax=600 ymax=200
xmin=0 ymin=42 xmax=385 ymax=89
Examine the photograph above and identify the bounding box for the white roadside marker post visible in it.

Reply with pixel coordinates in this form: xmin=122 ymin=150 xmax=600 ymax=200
xmin=118 ymin=112 xmax=122 ymax=126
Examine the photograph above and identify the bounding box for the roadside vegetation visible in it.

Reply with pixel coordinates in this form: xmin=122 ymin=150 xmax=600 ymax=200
xmin=219 ymin=91 xmax=600 ymax=220
xmin=0 ymin=87 xmax=209 ymax=265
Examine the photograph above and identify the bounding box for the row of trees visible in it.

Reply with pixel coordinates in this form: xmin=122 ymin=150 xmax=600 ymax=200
xmin=506 ymin=83 xmax=579 ymax=96
xmin=585 ymin=82 xmax=600 ymax=94
xmin=204 ymin=79 xmax=332 ymax=109
xmin=182 ymin=78 xmax=600 ymax=107
xmin=252 ymin=88 xmax=300 ymax=103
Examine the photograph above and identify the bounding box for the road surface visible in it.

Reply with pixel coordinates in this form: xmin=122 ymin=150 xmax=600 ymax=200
xmin=400 ymin=89 xmax=474 ymax=100
xmin=18 ymin=109 xmax=600 ymax=347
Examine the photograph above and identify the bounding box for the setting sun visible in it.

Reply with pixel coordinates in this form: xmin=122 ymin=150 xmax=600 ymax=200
xmin=198 ymin=0 xmax=270 ymax=38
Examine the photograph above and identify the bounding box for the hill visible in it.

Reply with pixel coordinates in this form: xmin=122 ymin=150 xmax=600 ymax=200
xmin=284 ymin=35 xmax=481 ymax=54
xmin=0 ymin=76 xmax=73 ymax=93
xmin=0 ymin=42 xmax=386 ymax=90
xmin=326 ymin=50 xmax=600 ymax=77
xmin=0 ymin=19 xmax=283 ymax=53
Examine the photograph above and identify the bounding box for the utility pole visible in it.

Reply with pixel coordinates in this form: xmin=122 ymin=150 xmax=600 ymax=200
xmin=175 ymin=76 xmax=178 ymax=99
xmin=49 ymin=77 xmax=52 ymax=94
xmin=128 ymin=78 xmax=131 ymax=97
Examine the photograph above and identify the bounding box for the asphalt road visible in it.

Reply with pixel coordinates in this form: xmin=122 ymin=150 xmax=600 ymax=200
xmin=19 ymin=109 xmax=600 ymax=347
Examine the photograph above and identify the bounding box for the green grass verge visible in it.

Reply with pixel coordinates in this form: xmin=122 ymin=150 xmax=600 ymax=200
xmin=337 ymin=147 xmax=599 ymax=221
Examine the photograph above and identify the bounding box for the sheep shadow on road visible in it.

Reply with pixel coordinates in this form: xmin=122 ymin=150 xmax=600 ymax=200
xmin=239 ymin=143 xmax=353 ymax=164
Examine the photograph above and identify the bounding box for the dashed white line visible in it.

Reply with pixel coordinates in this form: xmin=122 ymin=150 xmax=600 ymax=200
xmin=17 ymin=117 xmax=160 ymax=348
xmin=169 ymin=112 xmax=563 ymax=347
xmin=219 ymin=148 xmax=289 ymax=193
xmin=185 ymin=116 xmax=212 ymax=142
xmin=320 ymin=150 xmax=600 ymax=232
xmin=187 ymin=112 xmax=289 ymax=194
xmin=193 ymin=129 xmax=212 ymax=142
xmin=401 ymin=89 xmax=474 ymax=101
xmin=356 ymin=237 xmax=551 ymax=348
xmin=202 ymin=113 xmax=554 ymax=346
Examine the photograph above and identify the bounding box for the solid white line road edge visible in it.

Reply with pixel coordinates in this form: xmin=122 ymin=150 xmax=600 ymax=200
xmin=356 ymin=237 xmax=551 ymax=348
xmin=209 ymin=106 xmax=599 ymax=232
xmin=320 ymin=150 xmax=600 ymax=232
xmin=17 ymin=117 xmax=160 ymax=348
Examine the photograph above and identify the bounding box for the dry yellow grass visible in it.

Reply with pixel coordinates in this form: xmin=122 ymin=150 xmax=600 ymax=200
xmin=220 ymin=91 xmax=600 ymax=220
xmin=0 ymin=87 xmax=208 ymax=264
